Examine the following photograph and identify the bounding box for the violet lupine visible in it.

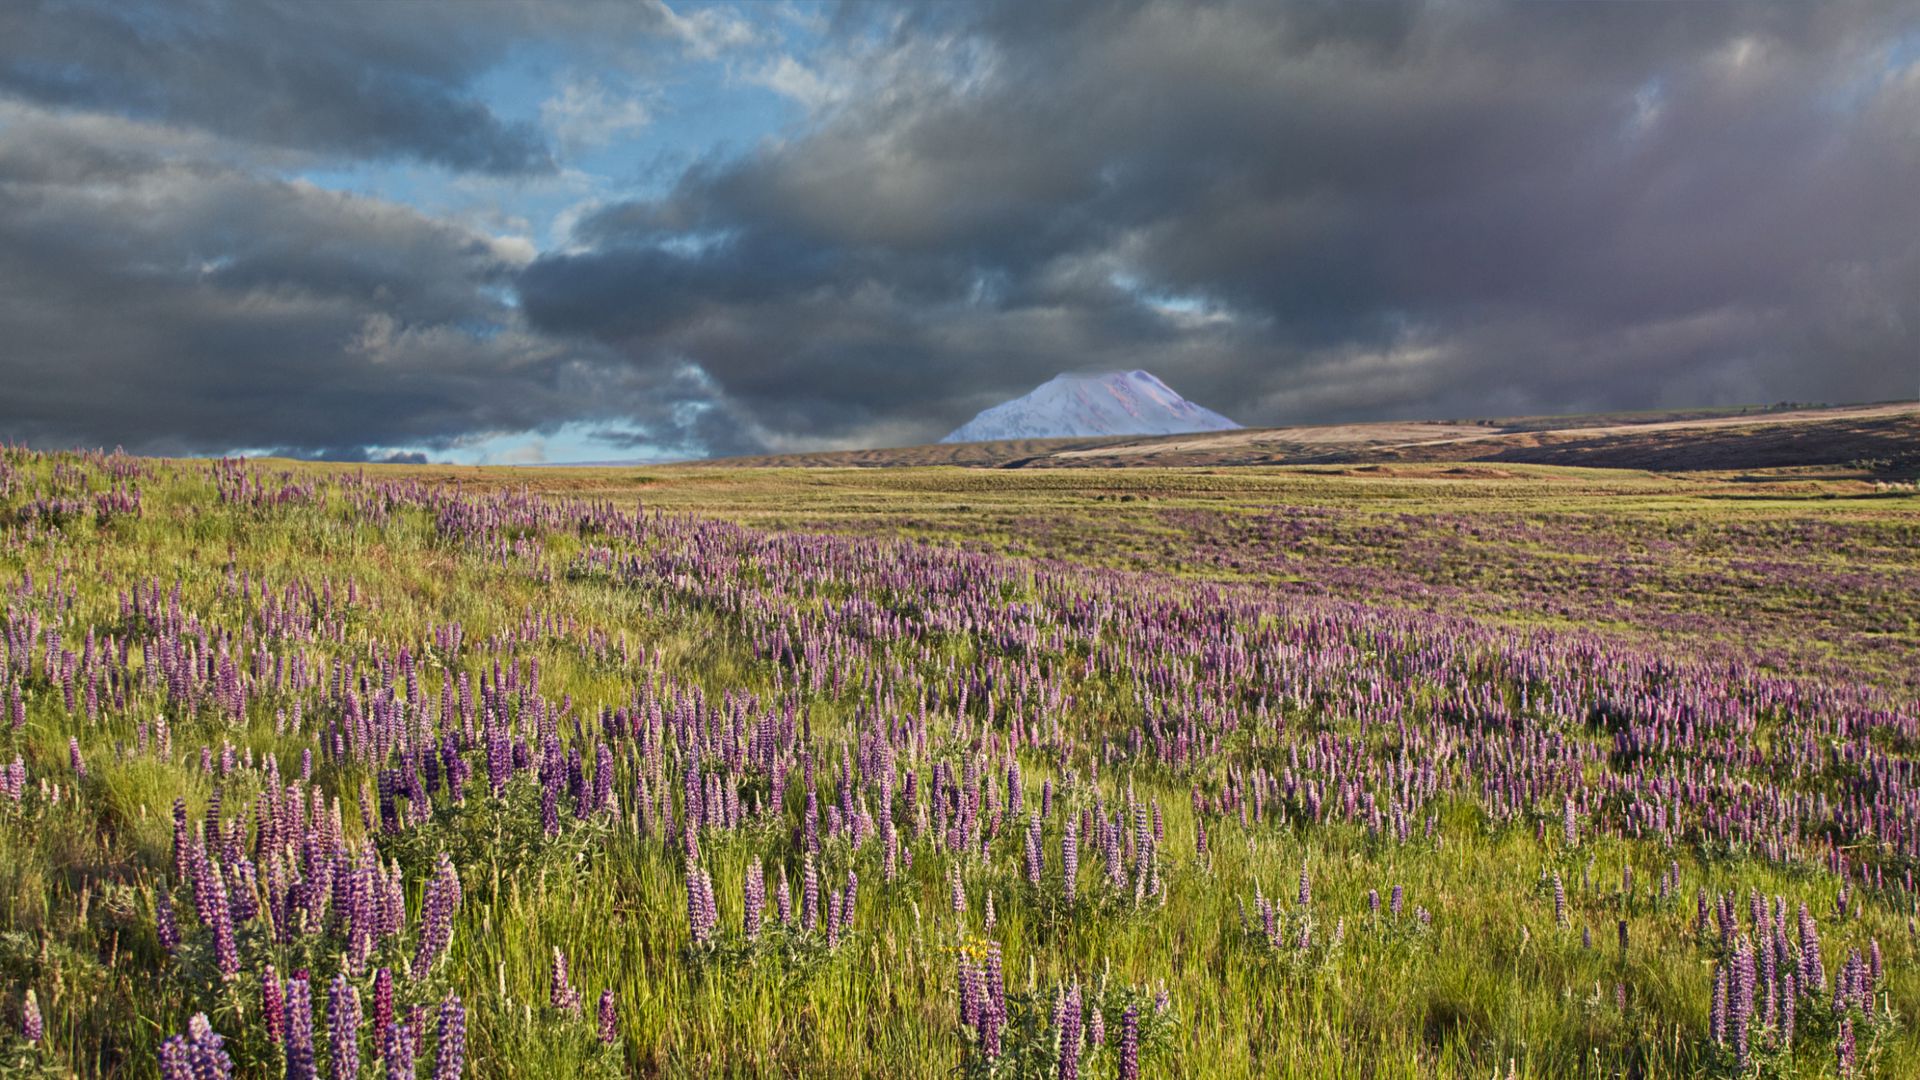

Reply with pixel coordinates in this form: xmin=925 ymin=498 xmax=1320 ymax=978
xmin=1025 ymin=813 xmax=1044 ymax=888
xmin=286 ymin=975 xmax=317 ymax=1080
xmin=208 ymin=872 xmax=240 ymax=980
xmin=383 ymin=1022 xmax=415 ymax=1080
xmin=743 ymin=858 xmax=765 ymax=940
xmin=550 ymin=946 xmax=582 ymax=1013
xmin=156 ymin=891 xmax=182 ymax=953
xmin=1062 ymin=817 xmax=1079 ymax=906
xmin=1782 ymin=972 xmax=1797 ymax=1047
xmin=21 ymin=988 xmax=41 ymax=1043
xmin=686 ymin=866 xmax=718 ymax=945
xmin=1297 ymin=862 xmax=1311 ymax=908
xmin=328 ymin=974 xmax=361 ymax=1080
xmin=160 ymin=1036 xmax=193 ymax=1080
xmin=262 ymin=966 xmax=287 ymax=1045
xmin=187 ymin=1012 xmax=234 ymax=1080
xmin=984 ymin=943 xmax=1006 ymax=1049
xmin=597 ymin=989 xmax=619 ymax=1044
xmin=803 ymin=855 xmax=822 ymax=931
xmin=412 ymin=854 xmax=460 ymax=974
xmin=371 ymin=968 xmax=394 ymax=1055
xmin=1057 ymin=983 xmax=1082 ymax=1080
xmin=433 ymin=996 xmax=465 ymax=1080
xmin=1118 ymin=1004 xmax=1140 ymax=1080
xmin=1729 ymin=940 xmax=1753 ymax=1070
xmin=1797 ymin=903 xmax=1825 ymax=994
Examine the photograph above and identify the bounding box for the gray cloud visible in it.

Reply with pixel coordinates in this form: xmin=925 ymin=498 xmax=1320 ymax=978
xmin=0 ymin=0 xmax=728 ymax=176
xmin=0 ymin=106 xmax=758 ymax=459
xmin=524 ymin=0 xmax=1920 ymax=447
xmin=0 ymin=0 xmax=1915 ymax=458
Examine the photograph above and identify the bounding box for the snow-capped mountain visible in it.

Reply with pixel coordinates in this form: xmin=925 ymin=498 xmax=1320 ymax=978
xmin=939 ymin=370 xmax=1242 ymax=443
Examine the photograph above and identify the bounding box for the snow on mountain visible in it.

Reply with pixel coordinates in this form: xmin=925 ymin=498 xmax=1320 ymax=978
xmin=939 ymin=370 xmax=1242 ymax=443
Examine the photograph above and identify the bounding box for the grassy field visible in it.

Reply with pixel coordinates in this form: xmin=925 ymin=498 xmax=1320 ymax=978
xmin=1 ymin=449 xmax=1916 ymax=1077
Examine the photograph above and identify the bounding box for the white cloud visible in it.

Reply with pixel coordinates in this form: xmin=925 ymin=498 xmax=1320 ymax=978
xmin=541 ymin=76 xmax=654 ymax=156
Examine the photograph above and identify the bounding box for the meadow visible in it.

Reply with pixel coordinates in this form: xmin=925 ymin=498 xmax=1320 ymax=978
xmin=1 ymin=447 xmax=1916 ymax=1077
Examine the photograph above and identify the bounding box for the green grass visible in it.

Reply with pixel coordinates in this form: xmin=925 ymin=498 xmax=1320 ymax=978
xmin=0 ymin=452 xmax=1915 ymax=1077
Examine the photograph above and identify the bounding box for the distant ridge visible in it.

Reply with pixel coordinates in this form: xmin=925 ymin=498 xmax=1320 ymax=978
xmin=940 ymin=370 xmax=1241 ymax=443
xmin=686 ymin=401 xmax=1919 ymax=473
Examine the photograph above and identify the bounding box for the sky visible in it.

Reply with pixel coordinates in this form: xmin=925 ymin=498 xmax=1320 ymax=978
xmin=0 ymin=1 xmax=1915 ymax=464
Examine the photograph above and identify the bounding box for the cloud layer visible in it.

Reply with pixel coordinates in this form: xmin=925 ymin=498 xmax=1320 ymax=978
xmin=1 ymin=1 xmax=1915 ymax=458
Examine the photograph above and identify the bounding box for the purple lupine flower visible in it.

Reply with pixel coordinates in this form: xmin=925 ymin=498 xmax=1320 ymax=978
xmin=686 ymin=868 xmax=718 ymax=945
xmin=262 ymin=966 xmax=287 ymax=1043
xmin=743 ymin=858 xmax=765 ymax=940
xmin=1025 ymin=813 xmax=1044 ymax=888
xmin=1118 ymin=1004 xmax=1140 ymax=1080
xmin=985 ymin=943 xmax=1006 ymax=1036
xmin=1709 ymin=967 xmax=1726 ymax=1045
xmin=1782 ymin=972 xmax=1797 ymax=1047
xmin=1297 ymin=862 xmax=1311 ymax=908
xmin=20 ymin=989 xmax=41 ymax=1043
xmin=208 ymin=874 xmax=240 ymax=980
xmin=327 ymin=975 xmax=360 ymax=1080
xmin=286 ymin=975 xmax=317 ymax=1080
xmin=1837 ymin=1016 xmax=1855 ymax=1076
xmin=432 ymin=996 xmax=465 ymax=1080
xmin=1057 ymin=983 xmax=1082 ymax=1080
xmin=412 ymin=854 xmax=460 ymax=974
xmin=159 ymin=1035 xmax=193 ymax=1080
xmin=383 ymin=1022 xmax=414 ymax=1080
xmin=186 ymin=1013 xmax=234 ymax=1080
xmin=1730 ymin=942 xmax=1752 ymax=1070
xmin=550 ymin=946 xmax=581 ymax=1013
xmin=156 ymin=890 xmax=181 ymax=952
xmin=956 ymin=955 xmax=978 ymax=1030
xmin=1062 ymin=817 xmax=1078 ymax=905
xmin=1088 ymin=1001 xmax=1105 ymax=1047
xmin=370 ymin=968 xmax=394 ymax=1055
xmin=1390 ymin=885 xmax=1404 ymax=918
xmin=597 ymin=989 xmax=618 ymax=1044
xmin=803 ymin=855 xmax=822 ymax=931
xmin=1551 ymin=873 xmax=1567 ymax=928
xmin=1797 ymin=903 xmax=1825 ymax=993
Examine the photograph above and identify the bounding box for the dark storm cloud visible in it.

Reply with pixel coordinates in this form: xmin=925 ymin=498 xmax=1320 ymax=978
xmin=1 ymin=0 xmax=1915 ymax=458
xmin=524 ymin=0 xmax=1920 ymax=446
xmin=0 ymin=0 xmax=717 ymax=176
xmin=0 ymin=108 xmax=761 ymax=459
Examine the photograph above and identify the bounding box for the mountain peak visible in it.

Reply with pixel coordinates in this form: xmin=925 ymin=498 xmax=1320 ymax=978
xmin=939 ymin=370 xmax=1241 ymax=443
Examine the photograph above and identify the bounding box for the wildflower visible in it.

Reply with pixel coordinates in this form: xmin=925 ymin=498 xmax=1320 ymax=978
xmin=598 ymin=989 xmax=619 ymax=1044
xmin=433 ymin=995 xmax=465 ymax=1080
xmin=1118 ymin=1004 xmax=1140 ymax=1080
xmin=328 ymin=974 xmax=361 ymax=1080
